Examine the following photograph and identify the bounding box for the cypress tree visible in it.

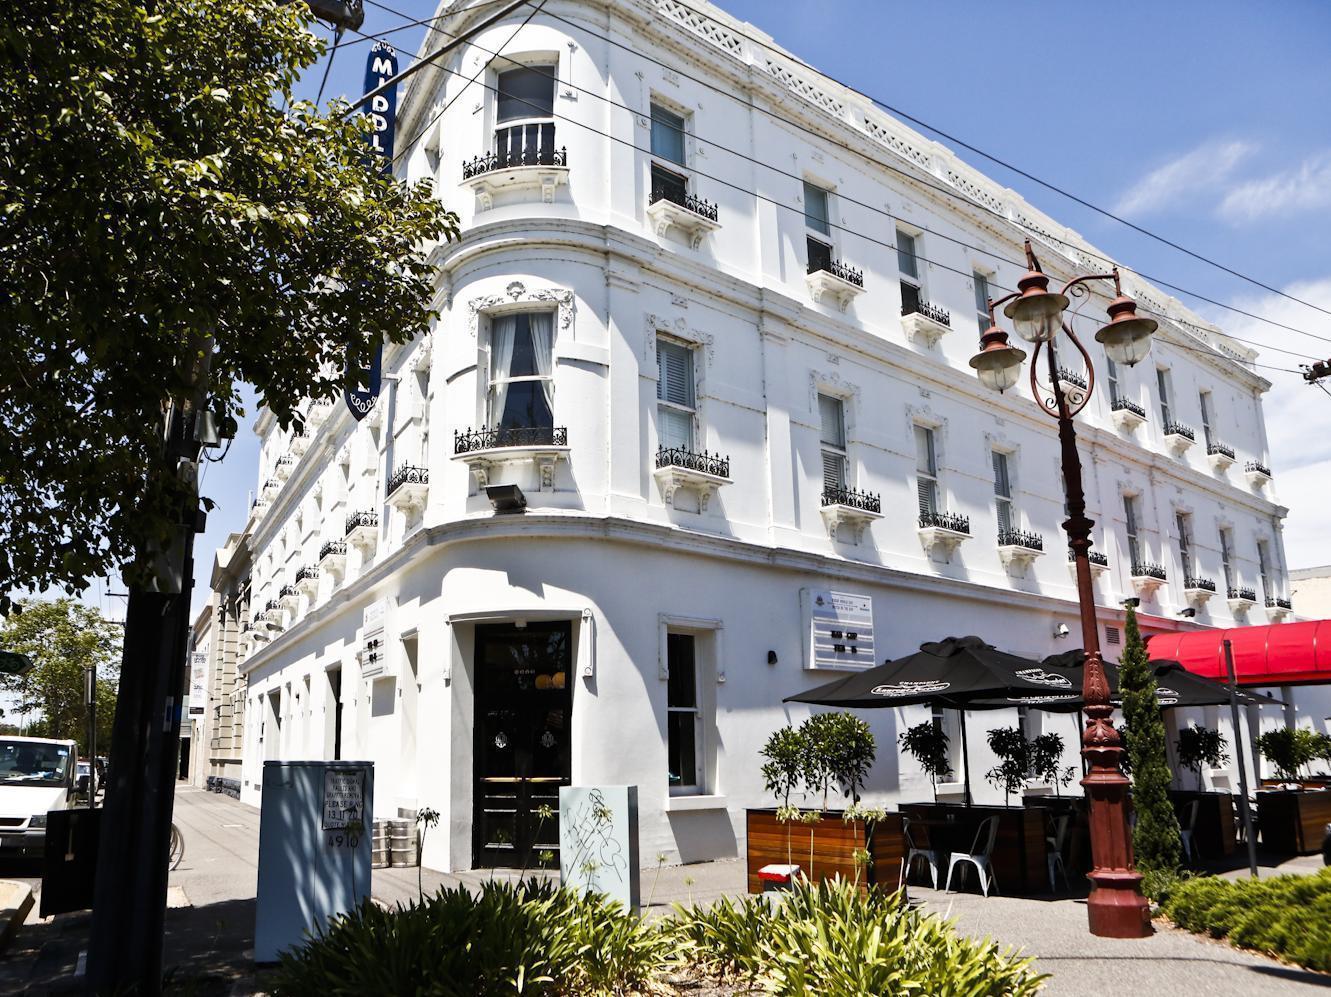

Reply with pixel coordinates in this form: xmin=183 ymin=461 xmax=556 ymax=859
xmin=1118 ymin=605 xmax=1181 ymax=874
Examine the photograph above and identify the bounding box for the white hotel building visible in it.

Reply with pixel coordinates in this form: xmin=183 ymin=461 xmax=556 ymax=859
xmin=229 ymin=0 xmax=1295 ymax=871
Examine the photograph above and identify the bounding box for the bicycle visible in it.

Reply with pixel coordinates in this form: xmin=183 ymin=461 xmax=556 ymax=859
xmin=169 ymin=822 xmax=184 ymax=871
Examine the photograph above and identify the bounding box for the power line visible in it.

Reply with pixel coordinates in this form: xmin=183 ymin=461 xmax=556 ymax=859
xmin=349 ymin=14 xmax=1323 ymax=368
xmin=658 ymin=0 xmax=1331 ymax=322
xmin=367 ymin=0 xmax=1331 ymax=354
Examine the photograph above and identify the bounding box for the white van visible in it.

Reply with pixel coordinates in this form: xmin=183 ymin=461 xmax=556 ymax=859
xmin=0 ymin=736 xmax=78 ymax=856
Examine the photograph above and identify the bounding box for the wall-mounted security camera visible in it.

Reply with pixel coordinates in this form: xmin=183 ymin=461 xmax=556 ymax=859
xmin=1053 ymin=623 xmax=1070 ymax=639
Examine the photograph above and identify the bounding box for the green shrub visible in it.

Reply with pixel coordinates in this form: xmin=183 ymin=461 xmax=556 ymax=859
xmin=1163 ymin=868 xmax=1331 ymax=971
xmin=984 ymin=726 xmax=1030 ymax=806
xmin=1174 ymin=724 xmax=1228 ymax=791
xmin=671 ymin=876 xmax=1045 ymax=996
xmin=1256 ymin=727 xmax=1323 ymax=782
xmin=898 ymin=720 xmax=954 ymax=802
xmin=269 ymin=879 xmax=672 ymax=996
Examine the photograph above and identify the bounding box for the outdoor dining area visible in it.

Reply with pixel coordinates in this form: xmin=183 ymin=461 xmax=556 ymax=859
xmin=746 ymin=634 xmax=1290 ymax=899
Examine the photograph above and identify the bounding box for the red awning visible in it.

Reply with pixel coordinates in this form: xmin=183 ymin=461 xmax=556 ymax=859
xmin=1148 ymin=620 xmax=1331 ymax=687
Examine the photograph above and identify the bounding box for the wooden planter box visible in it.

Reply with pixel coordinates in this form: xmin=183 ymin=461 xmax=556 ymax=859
xmin=1257 ymin=790 xmax=1331 ymax=854
xmin=899 ymin=802 xmax=1052 ymax=894
xmin=745 ymin=808 xmax=904 ymax=894
xmin=1169 ymin=790 xmax=1237 ymax=859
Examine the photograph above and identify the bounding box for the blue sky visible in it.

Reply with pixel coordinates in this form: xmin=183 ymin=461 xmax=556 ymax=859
xmin=177 ymin=0 xmax=1331 ymax=621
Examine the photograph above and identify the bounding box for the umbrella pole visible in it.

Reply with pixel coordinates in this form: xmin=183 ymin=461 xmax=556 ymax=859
xmin=961 ymin=709 xmax=972 ymax=807
xmin=1224 ymin=640 xmax=1259 ymax=878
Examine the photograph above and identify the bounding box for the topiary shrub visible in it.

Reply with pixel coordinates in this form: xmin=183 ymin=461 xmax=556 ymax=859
xmin=800 ymin=711 xmax=876 ymax=808
xmin=984 ymin=726 xmax=1030 ymax=807
xmin=1257 ymin=727 xmax=1322 ymax=783
xmin=898 ymin=720 xmax=954 ymax=802
xmin=1118 ymin=605 xmax=1181 ymax=876
xmin=1028 ymin=731 xmax=1077 ymax=796
xmin=1175 ymin=724 xmax=1228 ymax=791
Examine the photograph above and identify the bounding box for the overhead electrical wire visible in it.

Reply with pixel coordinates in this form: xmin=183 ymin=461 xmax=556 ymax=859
xmin=656 ymin=0 xmax=1331 ymax=322
xmin=360 ymin=0 xmax=1331 ymax=356
xmin=348 ymin=7 xmax=1325 ymax=371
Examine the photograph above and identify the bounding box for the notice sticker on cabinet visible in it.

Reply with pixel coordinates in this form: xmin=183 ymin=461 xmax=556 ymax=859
xmin=322 ymin=768 xmax=366 ymax=831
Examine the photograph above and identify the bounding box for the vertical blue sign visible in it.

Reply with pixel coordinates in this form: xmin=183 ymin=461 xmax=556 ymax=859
xmin=345 ymin=43 xmax=399 ymax=422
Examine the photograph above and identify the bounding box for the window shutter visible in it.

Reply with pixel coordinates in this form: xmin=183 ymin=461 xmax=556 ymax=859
xmin=991 ymin=451 xmax=1010 ymax=499
xmin=917 ymin=477 xmax=936 ymax=514
xmin=822 ymin=451 xmax=846 ymax=492
xmin=659 ymin=408 xmax=692 ymax=451
xmin=997 ymin=500 xmax=1012 ymax=533
xmin=818 ymin=394 xmax=844 ymax=447
xmin=657 ymin=340 xmax=694 ymax=407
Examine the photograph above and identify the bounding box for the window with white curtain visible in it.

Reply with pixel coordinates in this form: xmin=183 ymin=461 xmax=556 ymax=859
xmin=1124 ymin=494 xmax=1142 ymax=566
xmin=818 ymin=394 xmax=846 ymax=494
xmin=973 ymin=270 xmax=991 ymax=330
xmin=1156 ymin=368 xmax=1173 ymax=425
xmin=915 ymin=424 xmax=938 ymax=514
xmin=1219 ymin=527 xmax=1235 ymax=590
xmin=488 ymin=311 xmax=554 ymax=431
xmin=1176 ymin=512 xmax=1195 ymax=578
xmin=656 ymin=338 xmax=695 ymax=452
xmin=1199 ymin=390 xmax=1215 ymax=445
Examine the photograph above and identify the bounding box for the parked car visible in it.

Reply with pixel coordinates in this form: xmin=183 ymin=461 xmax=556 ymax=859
xmin=0 ymin=736 xmax=78 ymax=856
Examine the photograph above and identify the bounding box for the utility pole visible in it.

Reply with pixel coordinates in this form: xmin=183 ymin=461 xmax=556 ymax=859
xmin=87 ymin=342 xmax=217 ymax=995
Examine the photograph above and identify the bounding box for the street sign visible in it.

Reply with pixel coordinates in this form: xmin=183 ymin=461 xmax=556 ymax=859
xmin=344 ymin=43 xmax=398 ymax=422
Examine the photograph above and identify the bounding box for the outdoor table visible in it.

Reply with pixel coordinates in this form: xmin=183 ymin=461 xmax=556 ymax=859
xmin=899 ymin=802 xmax=1052 ymax=894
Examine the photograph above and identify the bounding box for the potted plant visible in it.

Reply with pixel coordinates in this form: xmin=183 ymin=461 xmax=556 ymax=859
xmin=759 ymin=724 xmax=806 ymax=869
xmin=898 ymin=721 xmax=954 ymax=802
xmin=1028 ymin=732 xmax=1077 ymax=797
xmin=1254 ymin=727 xmax=1331 ymax=854
xmin=1175 ymin=724 xmax=1229 ymax=792
xmin=984 ymin=726 xmax=1029 ymax=807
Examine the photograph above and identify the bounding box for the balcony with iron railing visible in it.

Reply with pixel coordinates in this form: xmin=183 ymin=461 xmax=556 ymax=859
xmin=648 ymin=183 xmax=718 ymax=223
xmin=318 ymin=539 xmax=347 ymax=569
xmin=1109 ymin=395 xmax=1147 ymax=431
xmin=461 ymin=122 xmax=569 ymax=209
xmin=998 ymin=529 xmax=1043 ymax=551
xmin=900 ymin=296 xmax=951 ymax=346
xmin=1184 ymin=576 xmax=1216 ymax=592
xmin=918 ymin=508 xmax=970 ymax=558
xmin=455 ymin=426 xmax=569 ymax=453
xmin=819 ymin=486 xmax=883 ymax=545
xmin=805 ymin=256 xmax=866 ymax=312
xmin=1244 ymin=460 xmax=1273 ymax=488
xmin=1056 ymin=367 xmax=1088 ymax=391
xmin=902 ymin=299 xmax=951 ymax=327
xmin=919 ymin=510 xmax=969 ymax=533
xmin=1227 ymin=585 xmax=1257 ymax=605
xmin=1068 ymin=548 xmax=1109 ymax=578
xmin=654 ymin=448 xmax=732 ymax=511
xmin=1206 ymin=440 xmax=1236 ymax=471
xmin=1163 ymin=421 xmax=1195 ymax=441
xmin=462 ymin=145 xmax=567 ymax=180
xmin=386 ymin=464 xmax=429 ymax=514
xmin=294 ymin=564 xmax=320 ymax=597
xmin=345 ymin=509 xmax=379 ymax=553
xmin=1131 ymin=562 xmax=1168 ymax=581
xmin=656 ymin=448 xmax=730 ymax=479
xmin=1266 ymin=595 xmax=1293 ymax=610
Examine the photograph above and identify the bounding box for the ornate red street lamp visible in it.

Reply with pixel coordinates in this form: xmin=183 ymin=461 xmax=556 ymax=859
xmin=970 ymin=241 xmax=1157 ymax=938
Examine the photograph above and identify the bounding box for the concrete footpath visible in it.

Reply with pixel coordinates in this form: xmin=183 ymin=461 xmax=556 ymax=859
xmin=0 ymin=785 xmax=1326 ymax=994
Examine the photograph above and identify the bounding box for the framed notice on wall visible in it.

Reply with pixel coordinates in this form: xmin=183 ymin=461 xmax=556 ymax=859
xmin=801 ymin=588 xmax=875 ymax=671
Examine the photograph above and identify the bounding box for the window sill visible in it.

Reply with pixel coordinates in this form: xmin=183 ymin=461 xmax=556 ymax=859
xmin=665 ymin=793 xmax=728 ymax=813
xmin=902 ymin=311 xmax=950 ymax=347
xmin=653 ymin=463 xmax=731 ymax=512
xmin=805 ymin=269 xmax=864 ymax=313
xmin=646 ymin=198 xmax=720 ymax=249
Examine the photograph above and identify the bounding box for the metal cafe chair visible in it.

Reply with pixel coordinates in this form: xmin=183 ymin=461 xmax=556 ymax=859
xmin=1046 ymin=813 xmax=1070 ymax=892
xmin=900 ymin=816 xmax=941 ymax=890
xmin=945 ymin=815 xmax=1001 ymax=897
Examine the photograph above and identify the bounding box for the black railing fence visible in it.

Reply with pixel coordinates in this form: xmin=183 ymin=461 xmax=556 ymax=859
xmin=656 ymin=447 xmax=730 ymax=478
xmin=454 ymin=426 xmax=569 ymax=453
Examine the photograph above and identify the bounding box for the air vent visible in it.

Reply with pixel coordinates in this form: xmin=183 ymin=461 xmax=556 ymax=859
xmin=1106 ymin=626 xmax=1121 ymax=646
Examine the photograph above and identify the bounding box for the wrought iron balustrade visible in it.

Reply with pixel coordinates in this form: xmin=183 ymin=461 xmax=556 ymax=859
xmin=295 ymin=565 xmax=319 ymax=584
xmin=901 ymin=298 xmax=951 ymax=327
xmin=454 ymin=425 xmax=569 ymax=453
xmin=1056 ymin=367 xmax=1088 ymax=390
xmin=807 ymin=258 xmax=864 ymax=287
xmin=919 ymin=509 xmax=969 ymax=534
xmin=264 ymin=599 xmax=280 ymax=613
xmin=462 ymin=145 xmax=567 ymax=180
xmin=344 ymin=510 xmax=379 ymax=535
xmin=279 ymin=585 xmax=298 ymax=600
xmin=388 ymin=464 xmax=428 ymax=495
xmin=1245 ymin=460 xmax=1272 ymax=477
xmin=998 ymin=529 xmax=1043 ymax=551
xmin=1184 ymin=576 xmax=1216 ymax=592
xmin=1266 ymin=596 xmax=1292 ymax=610
xmin=648 ymin=184 xmax=719 ymax=222
xmin=1207 ymin=442 xmax=1235 ymax=459
xmin=822 ymin=486 xmax=881 ymax=513
xmin=1164 ymin=421 xmax=1195 ymax=441
xmin=1069 ymin=548 xmax=1109 ymax=567
xmin=1131 ymin=562 xmax=1168 ymax=581
xmin=319 ymin=540 xmax=346 ymax=561
xmin=1228 ymin=586 xmax=1256 ymax=602
xmin=1111 ymin=396 xmax=1146 ymax=418
xmin=655 ymin=447 xmax=730 ymax=478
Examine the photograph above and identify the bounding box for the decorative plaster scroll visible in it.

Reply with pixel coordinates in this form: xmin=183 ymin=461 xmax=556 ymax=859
xmin=644 ymin=313 xmax=715 ymax=366
xmin=808 ymin=368 xmax=860 ymax=417
xmin=468 ymin=281 xmax=575 ymax=337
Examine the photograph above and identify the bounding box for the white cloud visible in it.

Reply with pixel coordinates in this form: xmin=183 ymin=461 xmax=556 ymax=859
xmin=1114 ymin=140 xmax=1254 ymax=217
xmin=1218 ymin=153 xmax=1331 ymax=223
xmin=1206 ymin=277 xmax=1331 ymax=569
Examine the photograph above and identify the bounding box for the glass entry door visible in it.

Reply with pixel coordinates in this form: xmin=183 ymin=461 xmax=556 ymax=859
xmin=473 ymin=622 xmax=572 ymax=868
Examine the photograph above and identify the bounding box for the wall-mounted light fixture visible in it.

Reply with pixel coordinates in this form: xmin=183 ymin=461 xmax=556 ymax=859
xmin=485 ymin=483 xmax=527 ymax=513
xmin=767 ymin=650 xmax=778 ymax=665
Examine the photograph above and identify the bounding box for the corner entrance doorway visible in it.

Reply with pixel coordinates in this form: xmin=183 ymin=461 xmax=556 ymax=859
xmin=473 ymin=621 xmax=572 ymax=868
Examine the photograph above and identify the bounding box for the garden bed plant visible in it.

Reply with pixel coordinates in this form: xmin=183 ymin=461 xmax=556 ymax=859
xmin=1162 ymin=867 xmax=1331 ymax=972
xmin=270 ymin=875 xmax=1046 ymax=995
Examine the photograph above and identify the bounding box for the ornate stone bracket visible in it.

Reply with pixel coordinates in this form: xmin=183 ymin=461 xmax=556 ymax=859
xmin=821 ymin=504 xmax=882 ymax=545
xmin=918 ymin=525 xmax=969 ymax=562
xmin=805 ymin=270 xmax=864 ymax=313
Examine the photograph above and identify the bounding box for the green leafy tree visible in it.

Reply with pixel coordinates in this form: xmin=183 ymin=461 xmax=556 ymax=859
xmin=0 ymin=599 xmax=121 ymax=754
xmin=1175 ymin=724 xmax=1229 ymax=791
xmin=1257 ymin=727 xmax=1322 ymax=782
xmin=983 ymin=726 xmax=1030 ymax=806
xmin=0 ymin=0 xmax=458 ymax=609
xmin=898 ymin=721 xmax=953 ymax=802
xmin=800 ymin=712 xmax=875 ymax=808
xmin=1028 ymin=732 xmax=1077 ymax=797
xmin=759 ymin=725 xmax=806 ymax=809
xmin=1118 ymin=605 xmax=1181 ymax=875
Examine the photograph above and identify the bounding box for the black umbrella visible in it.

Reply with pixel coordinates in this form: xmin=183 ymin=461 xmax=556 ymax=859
xmin=970 ymin=650 xmax=1284 ymax=711
xmin=785 ymin=636 xmax=1076 ymax=803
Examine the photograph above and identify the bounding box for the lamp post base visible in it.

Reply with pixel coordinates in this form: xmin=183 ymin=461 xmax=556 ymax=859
xmin=1086 ymin=870 xmax=1152 ymax=938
